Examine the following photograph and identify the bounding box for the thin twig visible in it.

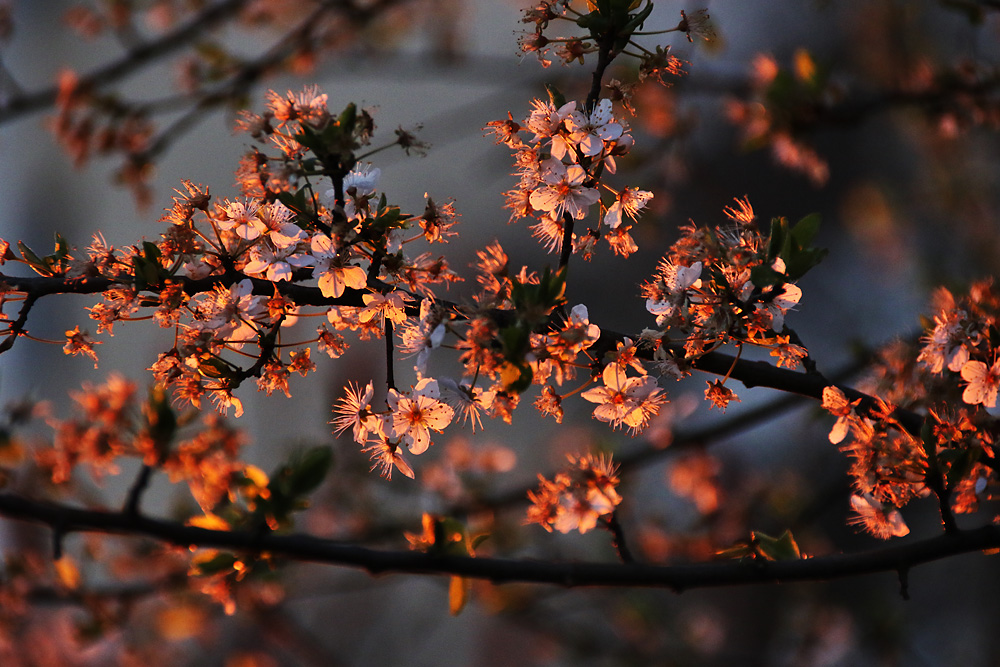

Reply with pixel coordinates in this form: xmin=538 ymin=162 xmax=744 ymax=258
xmin=602 ymin=512 xmax=634 ymax=563
xmin=385 ymin=319 xmax=396 ymax=392
xmin=123 ymin=464 xmax=154 ymax=517
xmin=0 ymin=291 xmax=37 ymax=354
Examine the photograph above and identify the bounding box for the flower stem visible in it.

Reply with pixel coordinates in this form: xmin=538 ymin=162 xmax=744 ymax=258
xmin=602 ymin=512 xmax=634 ymax=563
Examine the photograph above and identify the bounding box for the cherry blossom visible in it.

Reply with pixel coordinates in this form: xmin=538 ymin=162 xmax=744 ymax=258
xmin=216 ymin=198 xmax=263 ymax=240
xmin=331 ymin=381 xmax=382 ymax=444
xmin=564 ymin=98 xmax=623 ymax=157
xmin=242 ymin=241 xmax=302 ymax=283
xmin=195 ymin=279 xmax=271 ymax=348
xmin=603 ymin=187 xmax=653 ymax=229
xmin=398 ymin=300 xmax=447 ymax=375
xmin=528 ymin=161 xmax=599 ymax=220
xmin=525 ymin=99 xmax=576 ymax=143
xmin=848 ymin=493 xmax=909 ymax=539
xmin=527 ymin=454 xmax=622 ymax=534
xmin=289 ymin=232 xmax=367 ymax=298
xmin=960 ymin=357 xmax=1000 ymax=408
xmin=363 ymin=437 xmax=415 ymax=480
xmin=645 ymin=261 xmax=703 ymax=326
xmin=387 ymin=378 xmax=455 ymax=455
xmin=580 ymin=363 xmax=666 ymax=433
xmin=359 ymin=291 xmax=410 ymax=327
xmin=821 ymin=385 xmax=861 ymax=444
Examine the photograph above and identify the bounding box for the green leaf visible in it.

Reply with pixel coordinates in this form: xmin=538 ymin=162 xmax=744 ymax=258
xmin=717 ymin=529 xmax=803 ymax=561
xmin=509 ymin=266 xmax=567 ymax=328
xmin=621 ymin=1 xmax=655 ymax=35
xmin=191 ymin=552 xmax=238 ymax=576
xmin=765 ymin=217 xmax=786 ymax=263
xmin=143 ymin=384 xmax=177 ymax=457
xmin=17 ymin=241 xmax=52 ymax=276
xmin=194 ymin=356 xmax=233 ymax=380
xmin=277 ymin=189 xmax=309 ymax=219
xmin=544 ymin=84 xmax=567 ymax=110
xmin=338 ymin=102 xmax=357 ymax=133
xmin=53 ymin=233 xmax=71 ymax=261
xmin=762 ymin=213 xmax=827 ymax=281
xmin=790 ymin=213 xmax=821 ymax=246
xmin=132 ymin=241 xmax=164 ymax=290
xmin=753 ymin=530 xmax=802 ymax=561
xmin=750 ymin=264 xmax=785 ymax=289
xmin=426 ymin=516 xmax=476 ymax=558
xmin=280 ymin=445 xmax=333 ymax=498
xmin=247 ymin=446 xmax=334 ymax=530
xmin=293 ymin=124 xmax=320 ymax=154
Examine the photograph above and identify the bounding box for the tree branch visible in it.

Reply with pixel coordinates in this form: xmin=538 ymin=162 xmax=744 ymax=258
xmin=0 ymin=0 xmax=251 ymax=125
xmin=0 ymin=493 xmax=997 ymax=592
xmin=0 ymin=270 xmax=925 ymax=435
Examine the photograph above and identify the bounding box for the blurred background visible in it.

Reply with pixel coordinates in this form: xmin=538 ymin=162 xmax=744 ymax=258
xmin=2 ymin=0 xmax=1000 ymax=665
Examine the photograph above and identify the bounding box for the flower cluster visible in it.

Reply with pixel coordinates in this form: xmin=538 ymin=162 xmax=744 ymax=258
xmin=581 ymin=354 xmax=666 ymax=433
xmin=56 ymin=86 xmax=462 ymax=419
xmin=816 ymin=283 xmax=1000 ymax=538
xmin=526 ymin=453 xmax=623 ymax=534
xmin=639 ymin=199 xmax=811 ymax=403
xmin=517 ymin=1 xmax=701 ymax=90
xmin=35 ymin=375 xmax=257 ymax=514
xmin=331 ymin=379 xmax=455 ymax=480
xmin=487 ymin=97 xmax=650 ymax=258
xmin=820 ymin=384 xmax=924 ymax=539
xmin=913 ymin=283 xmax=1000 ymax=513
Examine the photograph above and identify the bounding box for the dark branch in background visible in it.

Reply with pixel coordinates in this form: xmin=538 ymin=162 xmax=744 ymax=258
xmin=0 ymin=0 xmax=420 ymax=192
xmin=795 ymin=71 xmax=1000 ymax=130
xmin=0 ymin=492 xmax=998 ymax=592
xmin=0 ymin=0 xmax=250 ymax=124
xmin=133 ymin=0 xmax=396 ymax=166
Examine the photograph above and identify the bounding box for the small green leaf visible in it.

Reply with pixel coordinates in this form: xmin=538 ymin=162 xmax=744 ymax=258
xmin=338 ymin=102 xmax=357 ymax=133
xmin=191 ymin=552 xmax=238 ymax=576
xmin=281 ymin=445 xmax=333 ymax=497
xmin=143 ymin=384 xmax=177 ymax=458
xmin=765 ymin=217 xmax=786 ymax=262
xmin=621 ymin=0 xmax=655 ymax=35
xmin=753 ymin=529 xmax=802 ymax=561
xmin=17 ymin=241 xmax=54 ymax=276
xmin=790 ymin=213 xmax=821 ymax=246
xmin=194 ymin=357 xmax=233 ymax=380
xmin=750 ymin=264 xmax=784 ymax=289
xmin=717 ymin=529 xmax=803 ymax=561
xmin=545 ymin=84 xmax=567 ymax=110
xmin=277 ymin=189 xmax=308 ymax=218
